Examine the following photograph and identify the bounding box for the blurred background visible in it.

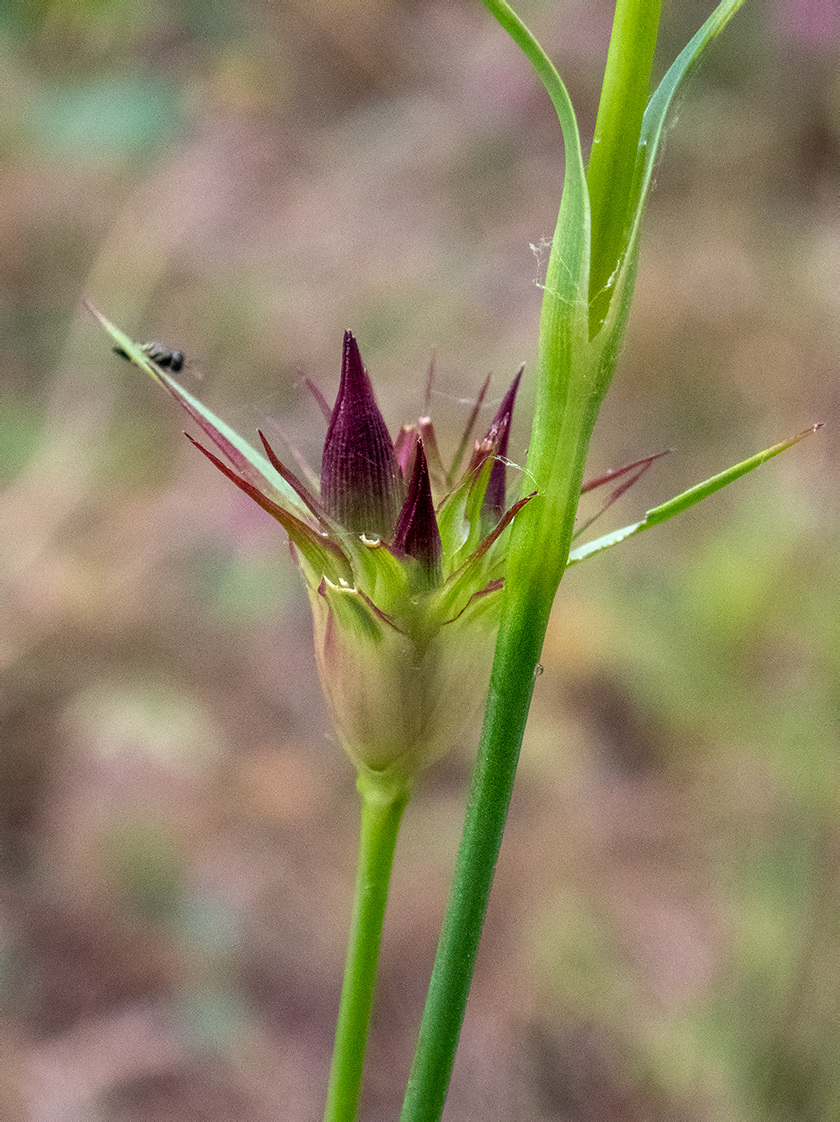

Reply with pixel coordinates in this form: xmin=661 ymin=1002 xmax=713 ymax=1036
xmin=1 ymin=0 xmax=838 ymax=1118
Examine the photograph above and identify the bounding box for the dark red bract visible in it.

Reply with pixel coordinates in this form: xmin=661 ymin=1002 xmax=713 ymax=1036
xmin=393 ymin=440 xmax=442 ymax=587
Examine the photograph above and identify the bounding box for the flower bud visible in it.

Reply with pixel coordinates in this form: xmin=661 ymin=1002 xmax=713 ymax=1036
xmin=320 ymin=331 xmax=404 ymax=539
xmin=96 ymin=308 xmax=531 ymax=783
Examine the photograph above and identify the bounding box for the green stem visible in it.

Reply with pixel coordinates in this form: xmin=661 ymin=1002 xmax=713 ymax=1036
xmin=399 ymin=595 xmax=546 ymax=1121
xmin=587 ymin=0 xmax=662 ymax=330
xmin=400 ymin=3 xmax=664 ymax=1118
xmin=324 ymin=773 xmax=410 ymax=1122
xmin=400 ymin=376 xmax=604 ymax=1121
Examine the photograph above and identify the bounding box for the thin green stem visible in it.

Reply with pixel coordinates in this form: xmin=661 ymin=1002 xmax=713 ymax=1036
xmin=400 ymin=0 xmax=748 ymax=1113
xmin=587 ymin=0 xmax=662 ymax=330
xmin=324 ymin=774 xmax=410 ymax=1122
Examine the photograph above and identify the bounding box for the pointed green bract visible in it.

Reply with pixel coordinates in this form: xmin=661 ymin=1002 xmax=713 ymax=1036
xmin=339 ymin=535 xmax=411 ymax=615
xmin=436 ymin=455 xmax=495 ymax=575
xmin=433 ymin=494 xmax=532 ymax=625
xmin=567 ymin=427 xmax=822 ymax=567
xmin=86 ymin=303 xmax=310 ymax=520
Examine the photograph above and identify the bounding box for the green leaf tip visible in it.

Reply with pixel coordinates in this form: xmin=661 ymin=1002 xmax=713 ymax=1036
xmin=568 ymin=425 xmax=823 ymax=568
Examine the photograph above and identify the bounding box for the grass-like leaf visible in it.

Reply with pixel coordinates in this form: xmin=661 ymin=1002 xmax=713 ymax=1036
xmin=85 ymin=302 xmax=310 ymax=520
xmin=614 ymin=0 xmax=748 ymax=311
xmin=567 ymin=426 xmax=822 ymax=567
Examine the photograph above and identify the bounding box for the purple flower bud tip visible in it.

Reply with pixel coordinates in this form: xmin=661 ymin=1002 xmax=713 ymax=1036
xmin=484 ymin=366 xmax=523 ymax=524
xmin=393 ymin=438 xmax=442 ymax=588
xmin=320 ymin=331 xmax=404 ymax=539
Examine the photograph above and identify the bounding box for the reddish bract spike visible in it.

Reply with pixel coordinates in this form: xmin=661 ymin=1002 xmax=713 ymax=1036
xmin=305 ymin=378 xmax=332 ymax=423
xmin=260 ymin=419 xmax=320 ymax=493
xmin=465 ymin=429 xmax=498 ymax=477
xmin=393 ymin=439 xmax=442 ymax=588
xmin=575 ymin=451 xmax=670 ymax=539
xmin=417 ymin=417 xmax=447 ymax=492
xmin=321 ymin=331 xmax=404 ymax=538
xmin=258 ymin=430 xmax=331 ymax=530
xmin=394 ymin=424 xmax=419 ymax=478
xmin=482 ymin=365 xmax=524 ymax=522
xmin=448 ymin=373 xmax=491 ymax=486
xmin=484 ymin=366 xmax=524 ymax=443
xmin=580 ymin=449 xmax=670 ymax=494
xmin=184 ymin=434 xmax=349 ymax=576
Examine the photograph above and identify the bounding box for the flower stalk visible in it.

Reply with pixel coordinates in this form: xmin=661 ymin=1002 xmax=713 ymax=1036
xmin=324 ymin=773 xmax=410 ymax=1122
xmin=88 ymin=306 xmax=534 ymax=1117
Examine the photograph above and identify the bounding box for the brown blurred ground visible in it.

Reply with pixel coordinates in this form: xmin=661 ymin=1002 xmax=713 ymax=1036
xmin=1 ymin=0 xmax=838 ymax=1118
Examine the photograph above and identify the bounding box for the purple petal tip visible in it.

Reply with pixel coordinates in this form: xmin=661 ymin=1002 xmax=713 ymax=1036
xmin=320 ymin=332 xmax=404 ymax=538
xmin=393 ymin=438 xmax=442 ymax=587
xmin=483 ymin=365 xmax=524 ymax=523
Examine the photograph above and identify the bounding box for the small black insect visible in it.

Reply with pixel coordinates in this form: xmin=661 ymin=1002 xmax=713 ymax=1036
xmin=113 ymin=341 xmax=185 ymax=372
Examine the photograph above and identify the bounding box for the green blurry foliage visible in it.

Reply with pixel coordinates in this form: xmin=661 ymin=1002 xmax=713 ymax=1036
xmin=531 ymin=476 xmax=839 ymax=1117
xmin=28 ymin=77 xmax=179 ymax=162
xmin=600 ymin=492 xmax=838 ymax=809
xmin=103 ymin=816 xmax=187 ymax=923
xmin=187 ymin=545 xmax=299 ymax=626
xmin=0 ymin=399 xmax=42 ymax=481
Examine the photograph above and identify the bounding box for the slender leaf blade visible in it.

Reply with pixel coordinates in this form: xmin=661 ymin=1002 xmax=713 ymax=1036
xmin=567 ymin=426 xmax=822 ymax=567
xmin=86 ymin=303 xmax=310 ymax=519
xmin=621 ymin=0 xmax=747 ymax=284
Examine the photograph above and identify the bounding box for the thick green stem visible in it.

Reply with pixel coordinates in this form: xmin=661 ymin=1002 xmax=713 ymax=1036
xmin=587 ymin=0 xmax=662 ymax=329
xmin=324 ymin=773 xmax=410 ymax=1122
xmin=400 ymin=385 xmax=602 ymax=1121
xmin=399 ymin=595 xmax=545 ymax=1120
xmin=400 ymin=2 xmax=665 ymax=1118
